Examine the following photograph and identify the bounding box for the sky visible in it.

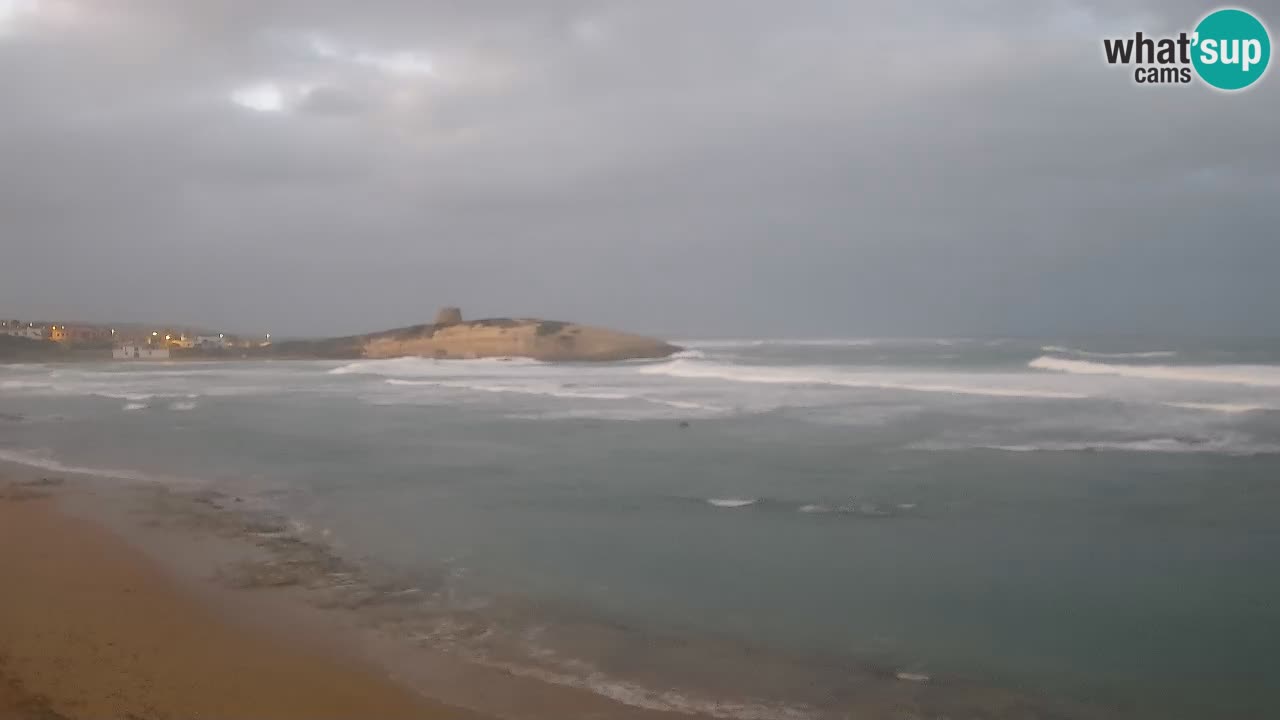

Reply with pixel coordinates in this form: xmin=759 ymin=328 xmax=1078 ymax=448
xmin=1 ymin=0 xmax=1277 ymax=339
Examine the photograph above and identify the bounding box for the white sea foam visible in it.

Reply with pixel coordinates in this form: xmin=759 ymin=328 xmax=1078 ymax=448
xmin=96 ymin=391 xmax=156 ymax=401
xmin=920 ymin=437 xmax=1280 ymax=455
xmin=0 ymin=379 xmax=53 ymax=390
xmin=1163 ymin=402 xmax=1269 ymax=414
xmin=1029 ymin=356 xmax=1280 ymax=387
xmin=169 ymin=401 xmax=198 ymax=411
xmin=676 ymin=338 xmax=958 ymax=349
xmin=641 ymin=359 xmax=1086 ymax=399
xmin=744 ymin=338 xmax=884 ymax=347
xmin=476 ymin=655 xmax=813 ymax=720
xmin=0 ymin=448 xmax=164 ymax=482
xmin=670 ymin=339 xmax=766 ymax=348
xmin=122 ymin=402 xmax=148 ymax=411
xmin=505 ymin=408 xmax=682 ymax=421
xmin=330 ymin=356 xmax=545 ymax=377
xmin=794 ymin=502 xmax=892 ymax=516
xmin=707 ymin=498 xmax=758 ymax=508
xmin=386 ymin=378 xmax=631 ymax=401
xmin=655 ymin=399 xmax=722 ymax=411
xmin=1041 ymin=345 xmax=1177 ymax=359
xmin=384 ymin=378 xmax=727 ymax=414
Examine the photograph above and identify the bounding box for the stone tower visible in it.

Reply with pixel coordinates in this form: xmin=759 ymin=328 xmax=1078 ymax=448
xmin=434 ymin=306 xmax=463 ymax=325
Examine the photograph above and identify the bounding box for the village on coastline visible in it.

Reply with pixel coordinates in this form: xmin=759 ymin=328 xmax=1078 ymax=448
xmin=1 ymin=319 xmax=270 ymax=360
xmin=2 ymin=307 xmax=678 ymax=363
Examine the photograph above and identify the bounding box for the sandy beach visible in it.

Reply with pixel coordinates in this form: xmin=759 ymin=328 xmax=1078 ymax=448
xmin=0 ymin=473 xmax=481 ymax=720
xmin=0 ymin=462 xmax=716 ymax=720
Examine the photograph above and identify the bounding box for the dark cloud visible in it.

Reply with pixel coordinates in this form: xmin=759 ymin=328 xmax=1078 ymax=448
xmin=1 ymin=1 xmax=1277 ymax=337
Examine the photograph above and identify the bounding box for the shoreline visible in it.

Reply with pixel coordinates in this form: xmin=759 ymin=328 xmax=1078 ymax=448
xmin=0 ymin=469 xmax=481 ymax=720
xmin=3 ymin=342 xmax=1275 ymax=719
xmin=0 ymin=462 xmax=709 ymax=720
xmin=0 ymin=457 xmax=1115 ymax=720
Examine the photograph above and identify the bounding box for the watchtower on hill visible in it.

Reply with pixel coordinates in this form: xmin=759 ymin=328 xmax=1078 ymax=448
xmin=434 ymin=306 xmax=463 ymax=325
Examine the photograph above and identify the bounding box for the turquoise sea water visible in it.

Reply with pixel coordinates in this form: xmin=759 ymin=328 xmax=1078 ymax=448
xmin=3 ymin=338 xmax=1279 ymax=718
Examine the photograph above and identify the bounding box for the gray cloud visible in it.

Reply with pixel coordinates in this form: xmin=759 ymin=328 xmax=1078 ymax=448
xmin=1 ymin=0 xmax=1277 ymax=337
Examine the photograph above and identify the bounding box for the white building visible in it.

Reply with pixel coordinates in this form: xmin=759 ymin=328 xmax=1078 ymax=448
xmin=113 ymin=344 xmax=170 ymax=360
xmin=195 ymin=335 xmax=228 ymax=348
xmin=14 ymin=325 xmax=45 ymax=340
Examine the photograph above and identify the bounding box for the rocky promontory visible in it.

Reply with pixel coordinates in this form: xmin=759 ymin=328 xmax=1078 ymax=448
xmin=274 ymin=308 xmax=679 ymax=362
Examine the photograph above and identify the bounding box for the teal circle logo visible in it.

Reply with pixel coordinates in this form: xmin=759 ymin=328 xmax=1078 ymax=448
xmin=1192 ymin=8 xmax=1271 ymax=90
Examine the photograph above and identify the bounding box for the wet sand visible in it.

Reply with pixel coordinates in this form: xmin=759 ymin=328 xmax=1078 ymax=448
xmin=0 ymin=461 xmax=1107 ymax=720
xmin=0 ymin=478 xmax=481 ymax=720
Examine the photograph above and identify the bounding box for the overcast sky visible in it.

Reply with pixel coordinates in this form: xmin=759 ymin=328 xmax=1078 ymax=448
xmin=1 ymin=1 xmax=1277 ymax=338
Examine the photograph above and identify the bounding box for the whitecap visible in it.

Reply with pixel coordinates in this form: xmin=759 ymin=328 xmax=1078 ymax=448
xmin=330 ymin=356 xmax=545 ymax=377
xmin=385 ymin=378 xmax=630 ymax=401
xmin=706 ymin=498 xmax=758 ymax=508
xmin=1 ymin=379 xmax=54 ymax=390
xmin=919 ymin=437 xmax=1280 ymax=456
xmin=1041 ymin=345 xmax=1177 ymax=359
xmin=96 ymin=391 xmax=156 ymax=401
xmin=641 ymin=359 xmax=1086 ymax=399
xmin=1029 ymin=356 xmax=1280 ymax=387
xmin=1163 ymin=402 xmax=1269 ymax=414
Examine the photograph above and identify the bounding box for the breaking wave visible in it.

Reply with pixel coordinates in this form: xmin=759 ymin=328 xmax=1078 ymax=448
xmin=676 ymin=338 xmax=959 ymax=349
xmin=706 ymin=498 xmax=758 ymax=508
xmin=330 ymin=356 xmax=545 ymax=377
xmin=640 ymin=359 xmax=1085 ymax=399
xmin=1163 ymin=402 xmax=1270 ymax=414
xmin=385 ymin=378 xmax=629 ymax=401
xmin=700 ymin=497 xmax=913 ymax=516
xmin=97 ymin=391 xmax=156 ymax=402
xmin=476 ymin=656 xmax=813 ymax=720
xmin=0 ymin=448 xmax=166 ymax=482
xmin=384 ymin=378 xmax=724 ymax=413
xmin=1029 ymin=356 xmax=1280 ymax=387
xmin=1041 ymin=345 xmax=1177 ymax=359
xmin=917 ymin=437 xmax=1280 ymax=456
xmin=0 ymin=379 xmax=54 ymax=390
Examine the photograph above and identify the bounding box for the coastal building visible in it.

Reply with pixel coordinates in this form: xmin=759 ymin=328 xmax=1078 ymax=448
xmin=152 ymin=331 xmax=194 ymax=349
xmin=48 ymin=325 xmax=67 ymax=343
xmin=14 ymin=324 xmax=45 ymax=340
xmin=113 ymin=344 xmax=170 ymax=360
xmin=195 ymin=335 xmax=229 ymax=349
xmin=63 ymin=325 xmax=112 ymax=344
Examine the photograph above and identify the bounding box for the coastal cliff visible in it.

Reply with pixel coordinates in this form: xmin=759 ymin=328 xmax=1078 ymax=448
xmin=275 ymin=310 xmax=679 ymax=362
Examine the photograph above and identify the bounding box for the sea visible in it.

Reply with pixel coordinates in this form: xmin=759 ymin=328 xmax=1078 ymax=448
xmin=3 ymin=337 xmax=1279 ymax=719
